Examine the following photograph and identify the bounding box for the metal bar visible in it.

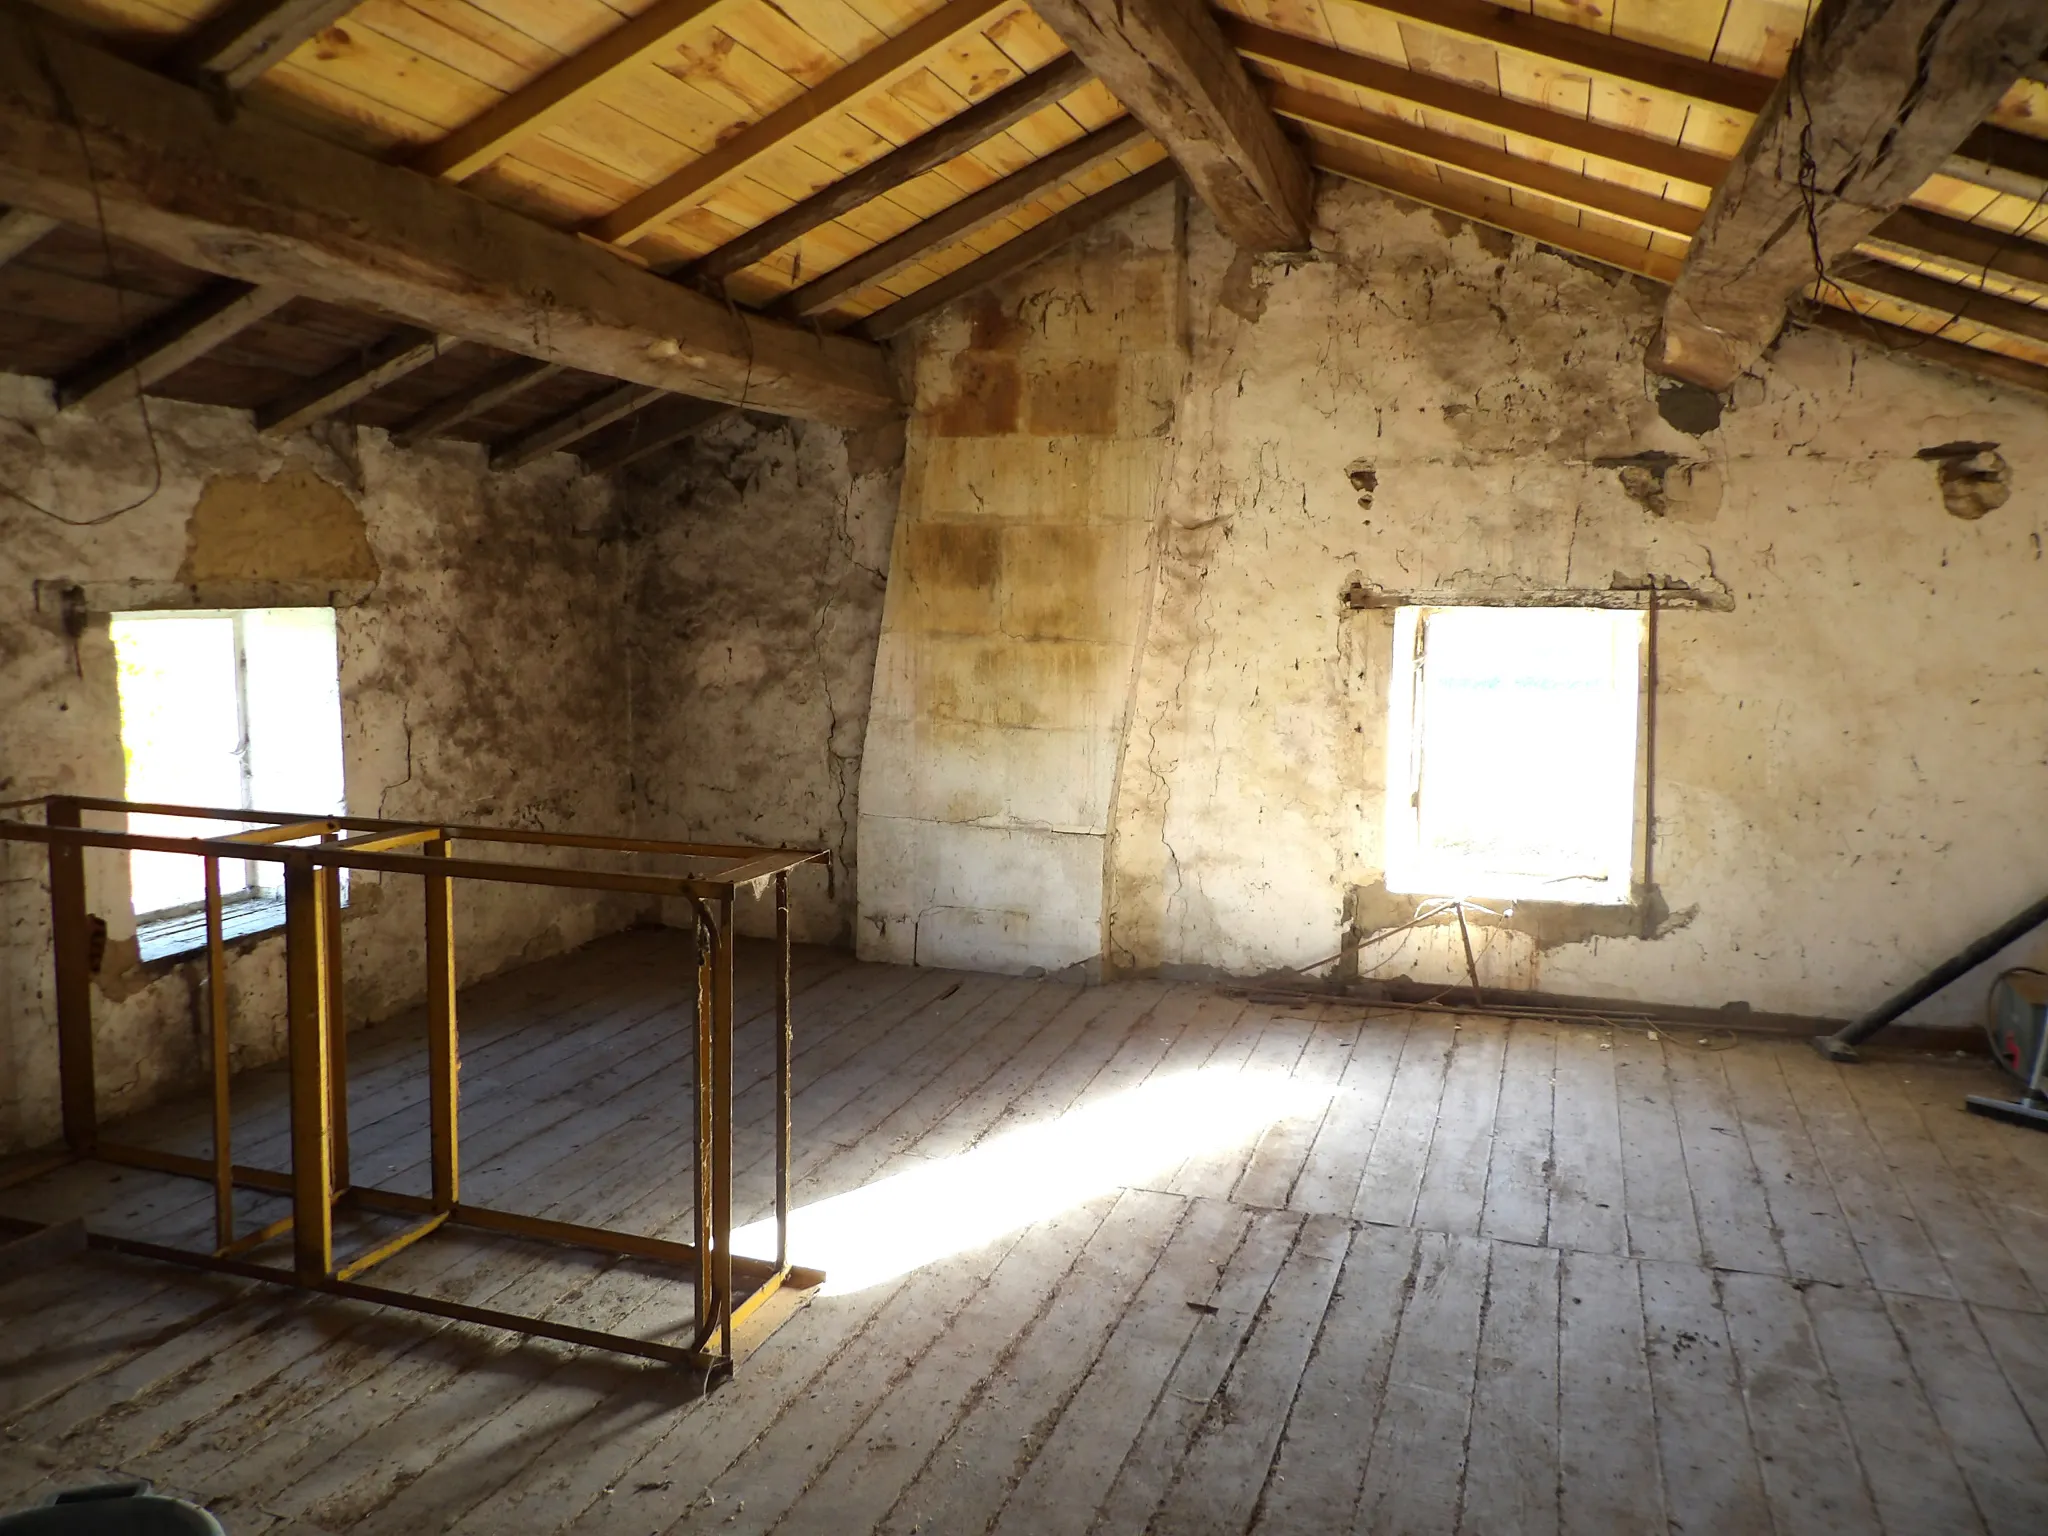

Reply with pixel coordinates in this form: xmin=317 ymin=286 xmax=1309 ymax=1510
xmin=1816 ymin=891 xmax=2048 ymax=1060
xmin=45 ymin=795 xmax=96 ymax=1152
xmin=329 ymin=827 xmax=445 ymax=852
xmin=694 ymin=905 xmax=714 ymax=1344
xmin=775 ymin=871 xmax=790 ymax=1273
xmin=217 ymin=1212 xmax=292 ymax=1258
xmin=205 ymin=856 xmax=234 ymax=1249
xmin=283 ymin=852 xmax=334 ymax=1280
xmin=713 ymin=895 xmax=735 ymax=1361
xmin=220 ymin=819 xmax=337 ymax=844
xmin=0 ymin=1150 xmax=76 ymax=1192
xmin=425 ymin=837 xmax=459 ymax=1209
xmin=97 ymin=1140 xmax=293 ymax=1194
xmin=0 ymin=1217 xmax=86 ymax=1279
xmin=334 ymin=1211 xmax=450 ymax=1281
xmin=321 ymin=857 xmax=350 ymax=1192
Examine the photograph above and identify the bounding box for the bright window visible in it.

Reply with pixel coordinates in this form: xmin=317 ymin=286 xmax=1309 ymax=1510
xmin=111 ymin=608 xmax=346 ymax=950
xmin=1385 ymin=606 xmax=1642 ymax=904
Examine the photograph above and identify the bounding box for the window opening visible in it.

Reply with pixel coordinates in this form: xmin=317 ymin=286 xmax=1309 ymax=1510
xmin=1385 ymin=606 xmax=1642 ymax=904
xmin=111 ymin=607 xmax=346 ymax=958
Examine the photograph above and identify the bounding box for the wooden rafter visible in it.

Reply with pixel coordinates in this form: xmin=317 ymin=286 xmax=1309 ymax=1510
xmin=1029 ymin=0 xmax=1308 ymax=251
xmin=1228 ymin=19 xmax=1727 ymax=189
xmin=1944 ymin=124 xmax=2048 ymax=203
xmin=1805 ymin=302 xmax=2048 ymax=395
xmin=1833 ymin=256 xmax=2048 ymax=350
xmin=492 ymin=382 xmax=664 ymax=470
xmin=683 ymin=54 xmax=1093 ymax=288
xmin=777 ymin=117 xmax=1150 ymax=320
xmin=1311 ymin=140 xmax=1684 ymax=284
xmin=0 ymin=206 xmax=56 ymax=265
xmin=1863 ymin=207 xmax=2048 ymax=297
xmin=167 ymin=0 xmax=364 ymax=91
xmin=394 ymin=358 xmax=564 ymax=447
xmin=857 ymin=159 xmax=1180 ymax=340
xmin=1318 ymin=0 xmax=1776 ymax=114
xmin=1275 ymin=88 xmax=1702 ymax=239
xmin=412 ymin=0 xmax=726 ymax=182
xmin=1650 ymin=0 xmax=2048 ymax=391
xmin=588 ymin=0 xmax=1009 ymax=248
xmin=59 ymin=281 xmax=294 ymax=412
xmin=0 ymin=14 xmax=900 ymax=427
xmin=258 ymin=328 xmax=455 ymax=435
xmin=581 ymin=396 xmax=737 ymax=473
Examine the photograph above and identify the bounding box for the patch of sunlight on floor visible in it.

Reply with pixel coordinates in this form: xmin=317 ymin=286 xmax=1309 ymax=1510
xmin=732 ymin=1066 xmax=1335 ymax=1293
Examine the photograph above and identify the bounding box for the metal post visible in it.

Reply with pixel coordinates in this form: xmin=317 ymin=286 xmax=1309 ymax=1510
xmin=713 ymin=896 xmax=736 ymax=1360
xmin=321 ymin=854 xmax=350 ymax=1193
xmin=693 ymin=905 xmax=714 ymax=1345
xmin=204 ymin=856 xmax=233 ymax=1249
xmin=45 ymin=796 xmax=95 ymax=1152
xmin=424 ymin=836 xmax=460 ymax=1209
xmin=775 ymin=872 xmax=791 ymax=1275
xmin=284 ymin=852 xmax=334 ymax=1280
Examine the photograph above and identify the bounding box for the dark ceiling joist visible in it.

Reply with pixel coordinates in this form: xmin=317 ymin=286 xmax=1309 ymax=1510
xmin=1650 ymin=0 xmax=2048 ymax=391
xmin=167 ymin=0 xmax=364 ymax=91
xmin=1805 ymin=301 xmax=2048 ymax=396
xmin=493 ymin=381 xmax=664 ymax=470
xmin=1311 ymin=138 xmax=1684 ymax=284
xmin=683 ymin=54 xmax=1093 ymax=288
xmin=1029 ymin=0 xmax=1310 ymax=250
xmin=1944 ymin=123 xmax=2048 ymax=202
xmin=0 ymin=13 xmax=900 ymax=426
xmin=0 ymin=205 xmax=56 ymax=265
xmin=1863 ymin=206 xmax=2048 ymax=297
xmin=1833 ymin=255 xmax=2048 ymax=350
xmin=257 ymin=328 xmax=456 ymax=434
xmin=1321 ymin=0 xmax=1777 ymax=114
xmin=412 ymin=0 xmax=726 ymax=182
xmin=777 ymin=116 xmax=1150 ymax=320
xmin=394 ymin=357 xmax=563 ymax=447
xmin=1273 ymin=87 xmax=1703 ymax=239
xmin=1228 ymin=19 xmax=1727 ymax=188
xmin=588 ymin=0 xmax=1007 ymax=248
xmin=59 ymin=279 xmax=294 ymax=412
xmin=857 ymin=159 xmax=1180 ymax=340
xmin=580 ymin=395 xmax=736 ymax=473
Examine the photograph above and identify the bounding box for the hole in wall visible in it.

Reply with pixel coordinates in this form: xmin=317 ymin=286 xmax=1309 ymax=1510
xmin=1345 ymin=459 xmax=1377 ymax=510
xmin=1655 ymin=379 xmax=1723 ymax=435
xmin=1915 ymin=440 xmax=2010 ymax=520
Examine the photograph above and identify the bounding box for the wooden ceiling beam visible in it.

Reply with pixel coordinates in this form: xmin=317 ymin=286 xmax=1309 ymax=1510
xmin=492 ymin=382 xmax=664 ymax=470
xmin=1863 ymin=206 xmax=2048 ymax=298
xmin=257 ymin=327 xmax=456 ymax=434
xmin=1832 ymin=255 xmax=2048 ymax=350
xmin=1320 ymin=0 xmax=1776 ymax=114
xmin=1805 ymin=300 xmax=2048 ymax=396
xmin=1227 ymin=19 xmax=1727 ymax=188
xmin=167 ymin=0 xmax=364 ymax=91
xmin=1649 ymin=0 xmax=2048 ymax=392
xmin=0 ymin=206 xmax=56 ymax=265
xmin=588 ymin=0 xmax=1009 ymax=248
xmin=0 ymin=14 xmax=900 ymax=426
xmin=683 ymin=54 xmax=1092 ymax=287
xmin=1312 ymin=139 xmax=1684 ymax=284
xmin=59 ymin=280 xmax=294 ymax=412
xmin=1028 ymin=0 xmax=1309 ymax=250
xmin=1943 ymin=124 xmax=2048 ymax=203
xmin=777 ymin=116 xmax=1150 ymax=320
xmin=580 ymin=396 xmax=737 ymax=472
xmin=1273 ymin=86 xmax=1702 ymax=239
xmin=857 ymin=159 xmax=1179 ymax=340
xmin=393 ymin=357 xmax=564 ymax=446
xmin=412 ymin=0 xmax=728 ymax=182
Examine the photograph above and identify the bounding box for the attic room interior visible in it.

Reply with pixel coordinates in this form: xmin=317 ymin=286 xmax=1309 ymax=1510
xmin=2 ymin=0 xmax=2047 ymax=1527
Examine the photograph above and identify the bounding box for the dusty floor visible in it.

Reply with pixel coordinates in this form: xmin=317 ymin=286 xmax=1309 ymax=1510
xmin=2 ymin=929 xmax=2045 ymax=1534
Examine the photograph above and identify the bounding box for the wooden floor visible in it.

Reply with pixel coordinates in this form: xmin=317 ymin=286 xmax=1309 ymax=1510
xmin=4 ymin=929 xmax=2047 ymax=1535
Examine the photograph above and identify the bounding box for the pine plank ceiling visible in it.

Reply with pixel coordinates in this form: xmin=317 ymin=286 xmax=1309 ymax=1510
xmin=2 ymin=0 xmax=2045 ymax=469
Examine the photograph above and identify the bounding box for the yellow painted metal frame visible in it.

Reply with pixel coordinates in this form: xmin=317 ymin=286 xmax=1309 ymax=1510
xmin=0 ymin=795 xmax=828 ymax=1379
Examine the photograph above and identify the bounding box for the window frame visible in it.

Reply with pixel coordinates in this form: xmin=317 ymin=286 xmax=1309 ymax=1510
xmin=1383 ymin=604 xmax=1645 ymax=907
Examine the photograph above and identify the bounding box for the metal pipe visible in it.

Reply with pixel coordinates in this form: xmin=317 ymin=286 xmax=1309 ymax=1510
xmin=1815 ymin=891 xmax=2048 ymax=1061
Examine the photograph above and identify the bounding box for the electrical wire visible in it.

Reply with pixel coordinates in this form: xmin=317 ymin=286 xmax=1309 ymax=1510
xmin=4 ymin=32 xmax=166 ymax=528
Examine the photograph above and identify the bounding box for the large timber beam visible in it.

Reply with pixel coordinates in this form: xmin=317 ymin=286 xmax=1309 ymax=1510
xmin=0 ymin=10 xmax=900 ymax=428
xmin=1650 ymin=0 xmax=2048 ymax=392
xmin=1028 ymin=0 xmax=1310 ymax=251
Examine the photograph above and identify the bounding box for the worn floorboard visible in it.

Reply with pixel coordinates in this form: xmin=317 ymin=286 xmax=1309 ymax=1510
xmin=4 ymin=931 xmax=2044 ymax=1533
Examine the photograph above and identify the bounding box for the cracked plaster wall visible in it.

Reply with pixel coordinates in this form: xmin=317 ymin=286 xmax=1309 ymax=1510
xmin=1105 ymin=180 xmax=2048 ymax=1025
xmin=623 ymin=411 xmax=902 ymax=945
xmin=0 ymin=380 xmax=639 ymax=1153
xmin=856 ymin=190 xmax=1185 ymax=975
